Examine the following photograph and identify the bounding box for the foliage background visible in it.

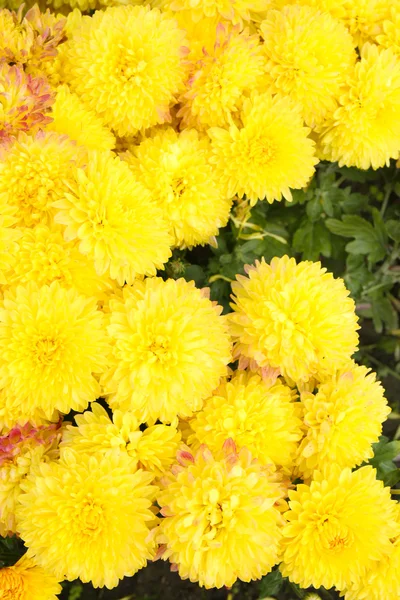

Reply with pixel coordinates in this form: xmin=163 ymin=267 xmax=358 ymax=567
xmin=2 ymin=161 xmax=400 ymax=599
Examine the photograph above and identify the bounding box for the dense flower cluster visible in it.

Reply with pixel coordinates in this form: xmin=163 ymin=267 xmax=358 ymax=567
xmin=0 ymin=0 xmax=398 ymax=598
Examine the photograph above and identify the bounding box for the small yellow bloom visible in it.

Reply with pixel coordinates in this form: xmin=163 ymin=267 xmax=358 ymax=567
xmin=296 ymin=363 xmax=390 ymax=480
xmin=0 ymin=554 xmax=61 ymax=600
xmin=209 ymin=92 xmax=318 ymax=205
xmin=102 ymin=277 xmax=232 ymax=423
xmin=189 ymin=371 xmax=302 ymax=470
xmin=157 ymin=442 xmax=287 ymax=588
xmin=229 ymin=256 xmax=359 ymax=384
xmin=280 ymin=466 xmax=399 ymax=591
xmin=16 ymin=451 xmax=157 ymax=589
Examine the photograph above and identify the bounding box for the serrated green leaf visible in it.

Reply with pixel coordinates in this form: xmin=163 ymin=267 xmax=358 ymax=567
xmin=372 ymin=207 xmax=388 ymax=248
xmin=345 ymin=239 xmax=374 ymax=254
xmin=370 ymin=436 xmax=400 ymax=464
xmin=306 ymin=196 xmax=323 ymax=221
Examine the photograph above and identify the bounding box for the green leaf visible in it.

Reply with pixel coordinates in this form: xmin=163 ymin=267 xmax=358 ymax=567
xmin=345 ymin=239 xmax=373 ymax=255
xmin=68 ymin=582 xmax=84 ymax=600
xmin=372 ymin=207 xmax=388 ymax=248
xmin=259 ymin=570 xmax=284 ymax=598
xmin=386 ymin=220 xmax=400 ymax=242
xmin=306 ymin=196 xmax=323 ymax=221
xmin=369 ymin=436 xmax=400 ymax=465
xmin=292 ymin=221 xmax=331 ymax=260
xmin=183 ymin=265 xmax=206 ymax=287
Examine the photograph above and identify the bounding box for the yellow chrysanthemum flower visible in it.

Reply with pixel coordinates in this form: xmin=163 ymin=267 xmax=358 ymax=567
xmin=48 ymin=85 xmax=115 ymax=152
xmin=280 ymin=466 xmax=399 ymax=591
xmin=0 ymin=422 xmax=60 ymax=534
xmin=16 ymin=450 xmax=157 ymax=589
xmin=342 ymin=0 xmax=392 ymax=48
xmin=0 ymin=64 xmax=53 ymax=143
xmin=123 ymin=128 xmax=231 ymax=248
xmin=296 ymin=363 xmax=390 ymax=480
xmin=54 ymin=151 xmax=172 ymax=285
xmin=0 ymin=198 xmax=21 ymax=285
xmin=4 ymin=225 xmax=113 ymax=299
xmin=260 ymin=6 xmax=356 ymax=127
xmin=178 ymin=24 xmax=266 ymax=130
xmin=319 ymin=44 xmax=400 ymax=169
xmin=62 ymin=6 xmax=189 ymax=136
xmin=0 ymin=554 xmax=61 ymax=600
xmin=208 ymin=93 xmax=318 ymax=205
xmin=0 ymin=281 xmax=110 ymax=420
xmin=0 ymin=389 xmax=58 ymax=435
xmin=156 ymin=0 xmax=269 ymax=26
xmin=61 ymin=402 xmax=181 ymax=478
xmin=189 ymin=371 xmax=302 ymax=470
xmin=229 ymin=256 xmax=359 ymax=384
xmin=0 ymin=131 xmax=82 ymax=228
xmin=345 ymin=504 xmax=400 ymax=600
xmin=157 ymin=442 xmax=287 ymax=588
xmin=102 ymin=278 xmax=232 ymax=424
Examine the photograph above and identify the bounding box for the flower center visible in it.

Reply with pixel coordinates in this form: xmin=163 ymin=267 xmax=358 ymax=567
xmin=78 ymin=497 xmax=104 ymax=537
xmin=0 ymin=568 xmax=25 ymax=600
xmin=171 ymin=177 xmax=187 ymax=198
xmin=34 ymin=336 xmax=63 ymax=366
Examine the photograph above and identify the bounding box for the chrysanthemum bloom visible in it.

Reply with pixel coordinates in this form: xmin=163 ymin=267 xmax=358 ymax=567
xmin=54 ymin=151 xmax=172 ymax=285
xmin=280 ymin=466 xmax=399 ymax=591
xmin=208 ymin=93 xmax=318 ymax=205
xmin=296 ymin=363 xmax=390 ymax=481
xmin=0 ymin=7 xmax=34 ymax=65
xmin=5 ymin=225 xmax=114 ymax=299
xmin=178 ymin=24 xmax=266 ymax=130
xmin=62 ymin=6 xmax=189 ymax=136
xmin=0 ymin=389 xmax=58 ymax=434
xmin=189 ymin=372 xmax=302 ymax=470
xmin=319 ymin=44 xmax=400 ymax=169
xmin=344 ymin=504 xmax=400 ymax=600
xmin=0 ymin=422 xmax=60 ymax=534
xmin=0 ymin=281 xmax=110 ymax=419
xmin=0 ymin=64 xmax=53 ymax=143
xmin=229 ymin=256 xmax=359 ymax=384
xmin=123 ymin=128 xmax=231 ymax=248
xmin=16 ymin=450 xmax=157 ymax=589
xmin=156 ymin=441 xmax=287 ymax=588
xmin=0 ymin=197 xmax=21 ymax=284
xmin=342 ymin=0 xmax=392 ymax=47
xmin=0 ymin=554 xmax=61 ymax=600
xmin=61 ymin=402 xmax=181 ymax=478
xmin=102 ymin=278 xmax=232 ymax=423
xmin=0 ymin=132 xmax=82 ymax=228
xmin=260 ymin=6 xmax=356 ymax=127
xmin=48 ymin=85 xmax=115 ymax=152
xmin=156 ymin=0 xmax=269 ymax=26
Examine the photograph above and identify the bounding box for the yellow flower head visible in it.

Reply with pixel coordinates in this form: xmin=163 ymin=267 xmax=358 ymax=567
xmin=4 ymin=225 xmax=114 ymax=300
xmin=102 ymin=278 xmax=232 ymax=424
xmin=0 ymin=554 xmax=61 ymax=600
xmin=0 ymin=8 xmax=33 ymax=65
xmin=16 ymin=450 xmax=157 ymax=589
xmin=280 ymin=466 xmax=399 ymax=591
xmin=0 ymin=131 xmax=82 ymax=228
xmin=208 ymin=92 xmax=318 ymax=205
xmin=0 ymin=197 xmax=21 ymax=285
xmin=157 ymin=442 xmax=287 ymax=588
xmin=63 ymin=6 xmax=189 ymax=136
xmin=62 ymin=402 xmax=181 ymax=478
xmin=319 ymin=44 xmax=400 ymax=169
xmin=157 ymin=0 xmax=269 ymax=26
xmin=229 ymin=256 xmax=359 ymax=384
xmin=296 ymin=363 xmax=390 ymax=481
xmin=345 ymin=504 xmax=400 ymax=600
xmin=48 ymin=85 xmax=115 ymax=152
xmin=0 ymin=281 xmax=110 ymax=420
xmin=342 ymin=0 xmax=393 ymax=47
xmin=178 ymin=23 xmax=266 ymax=130
xmin=123 ymin=127 xmax=231 ymax=248
xmin=0 ymin=64 xmax=53 ymax=143
xmin=189 ymin=371 xmax=302 ymax=470
xmin=270 ymin=0 xmax=347 ymax=21
xmin=54 ymin=150 xmax=172 ymax=285
xmin=260 ymin=6 xmax=356 ymax=127
xmin=0 ymin=422 xmax=60 ymax=534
